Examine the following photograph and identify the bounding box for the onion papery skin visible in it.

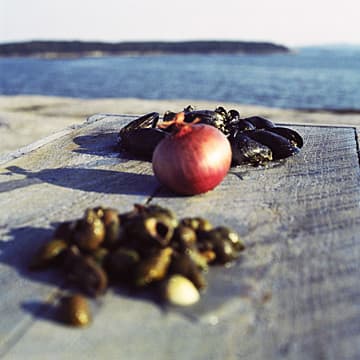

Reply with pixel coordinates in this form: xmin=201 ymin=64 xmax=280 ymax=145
xmin=152 ymin=124 xmax=232 ymax=195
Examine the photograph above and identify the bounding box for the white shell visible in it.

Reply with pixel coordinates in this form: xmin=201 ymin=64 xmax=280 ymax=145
xmin=164 ymin=274 xmax=200 ymax=306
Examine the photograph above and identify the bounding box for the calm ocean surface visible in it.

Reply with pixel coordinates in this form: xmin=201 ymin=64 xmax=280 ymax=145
xmin=0 ymin=46 xmax=359 ymax=110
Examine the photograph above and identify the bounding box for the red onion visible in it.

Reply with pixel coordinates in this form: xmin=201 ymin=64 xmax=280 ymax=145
xmin=152 ymin=114 xmax=232 ymax=195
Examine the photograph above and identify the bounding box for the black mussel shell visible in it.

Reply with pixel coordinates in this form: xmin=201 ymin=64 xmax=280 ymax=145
xmin=163 ymin=111 xmax=178 ymax=121
xmin=266 ymin=127 xmax=303 ymax=148
xmin=245 ymin=129 xmax=300 ymax=160
xmin=119 ymin=128 xmax=168 ymax=159
xmin=183 ymin=105 xmax=195 ymax=113
xmin=183 ymin=110 xmax=215 ymax=124
xmin=228 ymin=109 xmax=240 ymax=121
xmin=229 ymin=132 xmax=272 ymax=165
xmin=226 ymin=118 xmax=255 ymax=136
xmin=123 ymin=112 xmax=160 ymax=131
xmin=215 ymin=106 xmax=228 ymax=117
xmin=243 ymin=116 xmax=275 ymax=129
xmin=235 ymin=119 xmax=256 ymax=132
xmin=184 ymin=110 xmax=227 ymax=133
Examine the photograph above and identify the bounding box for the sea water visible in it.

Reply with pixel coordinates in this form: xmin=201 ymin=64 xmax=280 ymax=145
xmin=0 ymin=46 xmax=359 ymax=111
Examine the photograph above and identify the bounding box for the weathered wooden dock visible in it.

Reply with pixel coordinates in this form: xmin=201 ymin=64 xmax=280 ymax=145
xmin=0 ymin=114 xmax=359 ymax=359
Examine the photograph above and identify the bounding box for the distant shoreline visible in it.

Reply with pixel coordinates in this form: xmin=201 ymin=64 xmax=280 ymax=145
xmin=0 ymin=40 xmax=290 ymax=58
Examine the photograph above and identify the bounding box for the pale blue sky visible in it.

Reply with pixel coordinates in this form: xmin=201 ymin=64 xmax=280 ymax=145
xmin=1 ymin=0 xmax=359 ymax=47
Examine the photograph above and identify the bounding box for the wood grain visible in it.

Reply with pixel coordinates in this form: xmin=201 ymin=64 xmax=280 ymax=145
xmin=0 ymin=115 xmax=359 ymax=359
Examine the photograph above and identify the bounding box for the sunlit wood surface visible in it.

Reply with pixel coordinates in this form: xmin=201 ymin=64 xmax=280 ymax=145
xmin=0 ymin=114 xmax=359 ymax=359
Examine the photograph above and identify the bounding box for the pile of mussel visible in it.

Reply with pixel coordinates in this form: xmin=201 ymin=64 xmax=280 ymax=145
xmin=30 ymin=204 xmax=244 ymax=326
xmin=119 ymin=106 xmax=303 ymax=166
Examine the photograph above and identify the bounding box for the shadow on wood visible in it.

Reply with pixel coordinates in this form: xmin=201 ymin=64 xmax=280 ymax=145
xmin=3 ymin=166 xmax=158 ymax=195
xmin=73 ymin=132 xmax=121 ymax=157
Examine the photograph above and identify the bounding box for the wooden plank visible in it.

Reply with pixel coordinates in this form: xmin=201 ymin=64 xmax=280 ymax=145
xmin=150 ymin=125 xmax=360 ymax=359
xmin=0 ymin=115 xmax=158 ymax=355
xmin=0 ymin=115 xmax=359 ymax=359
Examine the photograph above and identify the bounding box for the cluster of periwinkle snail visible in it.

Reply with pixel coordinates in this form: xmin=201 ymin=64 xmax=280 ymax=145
xmin=30 ymin=204 xmax=245 ymax=327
